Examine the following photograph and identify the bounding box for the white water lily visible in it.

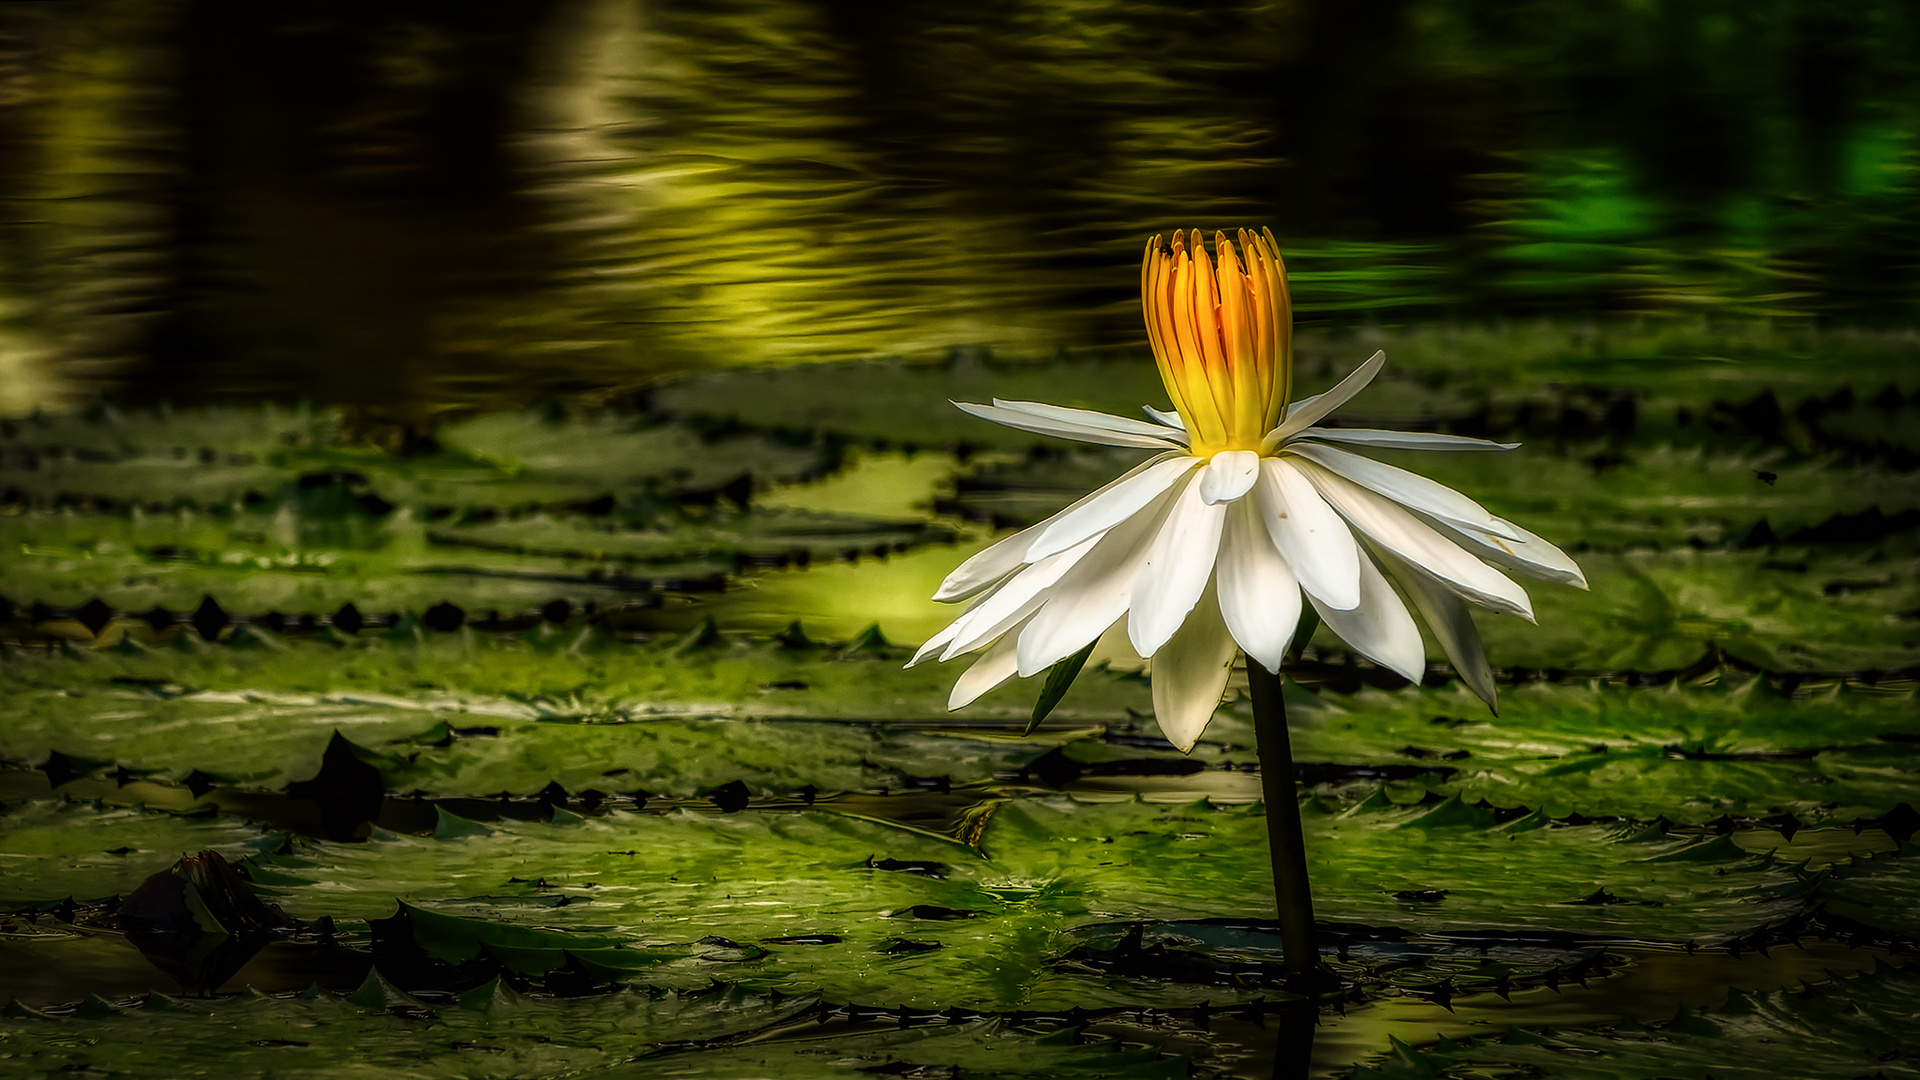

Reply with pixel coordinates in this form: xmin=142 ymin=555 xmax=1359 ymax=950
xmin=912 ymin=228 xmax=1584 ymax=750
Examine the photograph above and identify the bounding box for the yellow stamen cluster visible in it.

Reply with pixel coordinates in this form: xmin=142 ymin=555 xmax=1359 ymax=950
xmin=1141 ymin=228 xmax=1291 ymax=456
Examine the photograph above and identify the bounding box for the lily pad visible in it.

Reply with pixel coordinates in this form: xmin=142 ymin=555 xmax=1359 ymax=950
xmin=0 ymin=506 xmax=722 ymax=615
xmin=0 ymin=501 xmax=949 ymax=617
xmin=946 ymin=443 xmax=1920 ymax=550
xmin=1 ymin=409 xmax=832 ymax=510
xmin=978 ymin=796 xmax=1811 ymax=948
xmin=1461 ymin=547 xmax=1920 ymax=674
xmin=1818 ymin=842 xmax=1920 ymax=941
xmin=0 ymin=983 xmax=1209 ymax=1080
xmin=426 ymin=410 xmax=834 ymax=500
xmin=1269 ymin=679 xmax=1920 ymax=824
xmin=0 ymin=982 xmax=821 ymax=1078
xmin=1 ymin=404 xmax=334 ymax=459
xmin=427 ymin=507 xmax=954 ymax=567
xmin=0 ymin=800 xmax=279 ymax=908
xmin=197 ymin=794 xmax=1818 ymax=1009
xmin=592 ymin=1019 xmax=1209 ymax=1079
xmin=1355 ymin=962 xmax=1920 ymax=1080
xmin=0 ymin=634 xmax=1148 ymax=797
xmin=652 ymin=326 xmax=1920 ymax=456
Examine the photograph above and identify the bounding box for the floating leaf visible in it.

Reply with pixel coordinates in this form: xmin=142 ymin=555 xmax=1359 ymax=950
xmin=1819 ymin=842 xmax=1920 ymax=940
xmin=0 ymin=981 xmax=819 ymax=1077
xmin=0 ymin=801 xmax=278 ymax=908
xmin=176 ymin=795 xmax=1820 ymax=1010
xmin=947 ymin=444 xmax=1920 ymax=549
xmin=1355 ymin=963 xmax=1920 ymax=1080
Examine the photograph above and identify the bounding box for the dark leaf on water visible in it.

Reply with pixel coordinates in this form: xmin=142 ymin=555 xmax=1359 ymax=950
xmin=846 ymin=623 xmax=893 ymax=652
xmin=422 ymin=602 xmax=465 ymax=632
xmin=774 ymin=619 xmax=815 ymax=649
xmin=673 ymin=617 xmax=724 ymax=654
xmin=330 ymin=603 xmax=364 ymax=635
xmin=706 ymin=780 xmax=751 ymax=813
xmin=1858 ymin=802 xmax=1920 ymax=843
xmin=37 ymin=750 xmax=82 ymax=788
xmin=75 ymin=598 xmax=114 ymax=637
xmin=284 ymin=731 xmax=387 ymax=840
xmin=543 ymin=954 xmax=600 ymax=997
xmin=190 ymin=596 xmax=228 ymax=641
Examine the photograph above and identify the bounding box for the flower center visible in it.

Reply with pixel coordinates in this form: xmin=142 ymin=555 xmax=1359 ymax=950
xmin=1142 ymin=228 xmax=1292 ymax=457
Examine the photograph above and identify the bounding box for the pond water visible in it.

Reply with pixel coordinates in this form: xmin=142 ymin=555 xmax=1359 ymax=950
xmin=4 ymin=378 xmax=1919 ymax=1076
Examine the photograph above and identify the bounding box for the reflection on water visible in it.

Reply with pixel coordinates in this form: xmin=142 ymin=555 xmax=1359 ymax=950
xmin=1308 ymin=940 xmax=1901 ymax=1079
xmin=1 ymin=0 xmax=1918 ymax=411
xmin=0 ymin=923 xmax=1897 ymax=1079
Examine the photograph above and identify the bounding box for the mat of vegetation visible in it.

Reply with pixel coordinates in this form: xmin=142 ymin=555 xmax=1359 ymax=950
xmin=2 ymin=322 xmax=1917 ymax=1078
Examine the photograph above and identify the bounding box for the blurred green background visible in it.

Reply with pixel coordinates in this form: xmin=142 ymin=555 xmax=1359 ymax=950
xmin=1 ymin=0 xmax=1916 ymax=415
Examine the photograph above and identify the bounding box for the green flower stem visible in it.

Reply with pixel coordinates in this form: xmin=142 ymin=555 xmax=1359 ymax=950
xmin=1247 ymin=662 xmax=1317 ymax=975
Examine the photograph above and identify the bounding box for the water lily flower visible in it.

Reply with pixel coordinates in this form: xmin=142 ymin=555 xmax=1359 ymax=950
xmin=913 ymin=228 xmax=1584 ymax=751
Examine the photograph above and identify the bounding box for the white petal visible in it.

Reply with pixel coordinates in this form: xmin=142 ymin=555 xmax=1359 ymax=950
xmin=1143 ymin=405 xmax=1186 ymax=430
xmin=1216 ymin=497 xmax=1301 ymax=674
xmin=1149 ymin=584 xmax=1237 ymax=752
xmin=933 ymin=528 xmax=1039 ymax=604
xmin=1015 ymin=479 xmax=1181 ymax=676
xmin=1256 ymin=457 xmax=1361 ymax=611
xmin=1426 ymin=513 xmax=1588 ymax=590
xmin=1282 ymin=392 xmax=1322 ymax=420
xmin=1311 ymin=552 xmax=1425 ymax=683
xmin=1288 ymin=441 xmax=1522 ymax=541
xmin=1128 ymin=472 xmax=1227 ymax=657
xmin=1377 ymin=547 xmax=1499 ymax=710
xmin=949 ymin=629 xmax=1023 ymax=709
xmin=932 ymin=451 xmax=1184 ymax=602
xmin=1198 ymin=449 xmax=1260 ymax=505
xmin=1300 ymin=427 xmax=1519 ymax=452
xmin=911 ymin=583 xmax=1007 ymax=667
xmin=991 ymin=398 xmax=1191 ymax=445
xmin=1295 ymin=460 xmax=1534 ymax=621
xmin=954 ymin=401 xmax=1184 ymax=449
xmin=1027 ymin=456 xmax=1197 ymax=562
xmin=941 ymin=535 xmax=1098 ymax=660
xmin=907 ymin=619 xmax=960 ymax=667
xmin=1264 ymin=350 xmax=1385 ymax=447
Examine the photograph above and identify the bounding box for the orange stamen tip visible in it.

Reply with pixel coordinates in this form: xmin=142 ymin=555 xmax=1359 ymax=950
xmin=1137 ymin=227 xmax=1291 ymax=455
